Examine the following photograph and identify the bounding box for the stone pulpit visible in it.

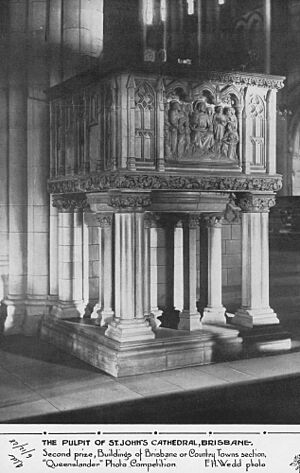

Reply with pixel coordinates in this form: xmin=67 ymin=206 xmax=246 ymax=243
xmin=42 ymin=66 xmax=290 ymax=376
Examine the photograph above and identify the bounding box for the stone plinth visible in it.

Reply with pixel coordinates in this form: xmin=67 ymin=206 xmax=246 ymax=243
xmin=41 ymin=315 xmax=242 ymax=377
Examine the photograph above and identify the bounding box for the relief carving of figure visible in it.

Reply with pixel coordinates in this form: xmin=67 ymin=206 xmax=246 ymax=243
xmin=165 ymin=100 xmax=191 ymax=159
xmin=178 ymin=104 xmax=190 ymax=156
xmin=224 ymin=106 xmax=238 ymax=131
xmin=190 ymin=101 xmax=214 ymax=152
xmin=168 ymin=101 xmax=181 ymax=157
xmin=212 ymin=105 xmax=227 ymax=153
xmin=221 ymin=121 xmax=239 ymax=160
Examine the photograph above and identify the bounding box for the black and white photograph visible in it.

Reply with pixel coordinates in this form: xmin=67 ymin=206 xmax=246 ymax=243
xmin=1 ymin=1 xmax=300 ymax=470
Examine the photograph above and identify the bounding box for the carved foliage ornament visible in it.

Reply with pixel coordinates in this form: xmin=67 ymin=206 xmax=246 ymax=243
xmin=200 ymin=72 xmax=285 ymax=90
xmin=144 ymin=212 xmax=161 ymax=228
xmin=236 ymin=193 xmax=276 ymax=213
xmin=96 ymin=214 xmax=113 ymax=228
xmin=109 ymin=195 xmax=152 ymax=209
xmin=48 ymin=174 xmax=283 ymax=195
xmin=187 ymin=214 xmax=202 ymax=228
xmin=202 ymin=214 xmax=223 ymax=228
xmin=52 ymin=194 xmax=90 ymax=212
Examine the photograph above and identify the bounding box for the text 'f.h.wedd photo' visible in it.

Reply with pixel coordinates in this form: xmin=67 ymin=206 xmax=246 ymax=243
xmin=0 ymin=0 xmax=300 ymax=471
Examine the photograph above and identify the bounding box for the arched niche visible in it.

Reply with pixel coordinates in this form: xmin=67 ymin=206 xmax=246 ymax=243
xmin=135 ymin=80 xmax=156 ymax=163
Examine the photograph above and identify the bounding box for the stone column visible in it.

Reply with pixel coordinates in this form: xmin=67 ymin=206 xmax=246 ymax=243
xmin=0 ymin=4 xmax=9 ymax=302
xmin=233 ymin=193 xmax=280 ymax=328
xmin=105 ymin=197 xmax=154 ymax=343
xmin=196 ymin=0 xmax=203 ymax=66
xmin=144 ymin=213 xmax=151 ymax=319
xmin=178 ymin=215 xmax=202 ymax=331
xmin=48 ymin=0 xmax=63 ymax=86
xmin=173 ymin=220 xmax=184 ymax=312
xmin=49 ymin=198 xmax=59 ymax=300
xmin=264 ymin=0 xmax=271 ymax=74
xmin=95 ymin=214 xmax=114 ymax=326
xmin=202 ymin=214 xmax=226 ymax=325
xmin=82 ymin=216 xmax=89 ymax=306
xmin=52 ymin=195 xmax=86 ymax=318
xmin=144 ymin=213 xmax=162 ymax=328
xmin=25 ymin=0 xmax=50 ymax=334
xmin=4 ymin=0 xmax=28 ymax=333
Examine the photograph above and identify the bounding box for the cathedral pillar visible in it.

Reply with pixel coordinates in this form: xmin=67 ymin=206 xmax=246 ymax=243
xmin=49 ymin=200 xmax=59 ymax=300
xmin=0 ymin=5 xmax=9 ymax=302
xmin=4 ymin=0 xmax=28 ymax=333
xmin=264 ymin=0 xmax=271 ymax=74
xmin=82 ymin=216 xmax=89 ymax=306
xmin=144 ymin=213 xmax=162 ymax=328
xmin=25 ymin=0 xmax=50 ymax=333
xmin=48 ymin=0 xmax=63 ymax=86
xmin=202 ymin=214 xmax=226 ymax=325
xmin=52 ymin=196 xmax=86 ymax=318
xmin=105 ymin=205 xmax=155 ymax=343
xmin=178 ymin=215 xmax=202 ymax=331
xmin=232 ymin=193 xmax=280 ymax=328
xmin=173 ymin=219 xmax=184 ymax=312
xmin=94 ymin=214 xmax=114 ymax=326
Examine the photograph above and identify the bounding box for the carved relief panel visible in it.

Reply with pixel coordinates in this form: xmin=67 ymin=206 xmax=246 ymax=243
xmin=163 ymin=82 xmax=242 ymax=165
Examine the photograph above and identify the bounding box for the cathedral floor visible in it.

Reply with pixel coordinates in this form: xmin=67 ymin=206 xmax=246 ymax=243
xmin=1 ymin=326 xmax=300 ymax=424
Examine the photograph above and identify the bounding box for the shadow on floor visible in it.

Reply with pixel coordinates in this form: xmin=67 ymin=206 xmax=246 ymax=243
xmin=10 ymin=373 xmax=300 ymax=425
xmin=0 ymin=335 xmax=100 ymax=372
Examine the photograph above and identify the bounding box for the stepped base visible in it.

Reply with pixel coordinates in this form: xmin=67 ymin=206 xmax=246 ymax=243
xmin=41 ymin=316 xmax=242 ymax=377
xmin=239 ymin=325 xmax=291 ymax=353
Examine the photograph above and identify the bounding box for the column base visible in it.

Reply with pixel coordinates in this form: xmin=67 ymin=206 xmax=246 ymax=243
xmin=1 ymin=299 xmax=25 ymax=335
xmin=90 ymin=304 xmax=114 ymax=327
xmin=148 ymin=309 xmax=163 ymax=328
xmin=105 ymin=318 xmax=155 ymax=343
xmin=50 ymin=301 xmax=86 ymax=319
xmin=232 ymin=307 xmax=280 ymax=328
xmin=202 ymin=306 xmax=226 ymax=326
xmin=99 ymin=309 xmax=114 ymax=327
xmin=178 ymin=310 xmax=202 ymax=331
xmin=24 ymin=298 xmax=51 ymax=335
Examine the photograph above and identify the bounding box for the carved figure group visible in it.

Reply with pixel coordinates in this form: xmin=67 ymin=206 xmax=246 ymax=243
xmin=190 ymin=101 xmax=214 ymax=151
xmin=164 ymin=99 xmax=239 ymax=162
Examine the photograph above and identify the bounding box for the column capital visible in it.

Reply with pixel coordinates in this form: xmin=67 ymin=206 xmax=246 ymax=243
xmin=202 ymin=213 xmax=223 ymax=228
xmin=96 ymin=213 xmax=113 ymax=228
xmin=236 ymin=193 xmax=276 ymax=213
xmin=185 ymin=214 xmax=202 ymax=228
xmin=52 ymin=194 xmax=89 ymax=213
xmin=109 ymin=193 xmax=151 ymax=211
xmin=144 ymin=212 xmax=160 ymax=229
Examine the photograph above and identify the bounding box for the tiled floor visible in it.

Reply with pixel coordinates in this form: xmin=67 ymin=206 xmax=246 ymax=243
xmin=1 ymin=333 xmax=300 ymax=423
